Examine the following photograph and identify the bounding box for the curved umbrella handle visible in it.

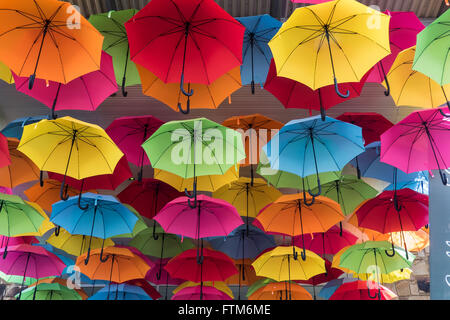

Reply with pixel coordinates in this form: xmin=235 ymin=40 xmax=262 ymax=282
xmin=185 ymin=184 xmax=197 ymax=209
xmin=99 ymin=246 xmax=110 ymax=263
xmin=367 ymin=287 xmax=380 ymax=300
xmin=180 ymin=74 xmax=194 ymax=97
xmin=293 ymin=247 xmax=298 ymax=260
xmin=39 ymin=171 xmax=44 ymax=187
xmin=78 ymin=187 xmax=89 ymax=210
xmin=308 ymin=179 xmax=321 ymax=197
xmin=383 ymin=76 xmax=390 ymax=96
xmin=302 ymin=189 xmax=315 ymax=206
xmin=84 ymin=247 xmax=91 ymax=265
xmin=439 ymin=169 xmax=448 ymax=185
xmin=54 ymin=225 xmax=60 ymax=237
xmin=393 ymin=192 xmax=402 ymax=212
xmin=155 ymin=267 xmax=162 ymax=281
xmin=334 ymin=77 xmax=350 ymax=98
xmin=384 ymin=242 xmax=396 ymax=257
xmin=439 ymin=100 xmax=450 ymax=117
xmin=152 ymin=222 xmax=159 ymax=240
xmin=300 ymin=248 xmax=306 ymax=261
xmin=121 ymin=76 xmax=128 ymax=97
xmin=177 ymin=97 xmax=191 ymax=115
xmin=60 ymin=178 xmax=69 ymax=201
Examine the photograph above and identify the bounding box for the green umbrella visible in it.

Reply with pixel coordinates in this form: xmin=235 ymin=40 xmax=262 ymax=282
xmin=142 ymin=118 xmax=246 ymax=208
xmin=0 ymin=270 xmax=38 ymax=286
xmin=112 ymin=204 xmax=148 ymax=239
xmin=15 ymin=282 xmax=82 ymax=300
xmin=89 ymin=9 xmax=141 ymax=97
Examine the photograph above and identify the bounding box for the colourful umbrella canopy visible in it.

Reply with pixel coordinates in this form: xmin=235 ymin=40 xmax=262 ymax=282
xmin=124 ymin=278 xmax=161 ymax=300
xmin=16 ymin=282 xmax=83 ymax=300
xmin=0 ymin=116 xmax=48 ymax=140
xmin=12 ymin=51 xmax=117 ymax=119
xmin=329 ymin=280 xmax=397 ymax=300
xmin=145 ymin=257 xmax=184 ymax=286
xmin=29 ymin=277 xmax=88 ymax=300
xmin=236 ymin=15 xmax=281 ymax=92
xmin=171 ymin=285 xmax=232 ymax=300
xmin=89 ymin=283 xmax=152 ymax=300
xmin=318 ymin=277 xmax=358 ymax=299
xmin=384 ymin=178 xmax=429 ymax=195
xmin=174 ymin=281 xmax=233 ymax=299
xmin=389 ymin=228 xmax=429 ymax=253
xmin=224 ymin=258 xmax=262 ymax=286
xmin=249 ymin=281 xmax=312 ymax=301
xmin=0 ymin=133 xmax=10 ymax=169
xmin=296 ymin=259 xmax=344 ymax=286
xmin=0 ymin=60 xmax=13 ymax=84
xmin=0 ymin=236 xmax=38 ymax=248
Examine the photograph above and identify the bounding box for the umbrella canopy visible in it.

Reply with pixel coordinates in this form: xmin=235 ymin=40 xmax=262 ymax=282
xmin=224 ymin=258 xmax=262 ymax=286
xmin=16 ymin=282 xmax=82 ymax=300
xmin=329 ymin=280 xmax=397 ymax=300
xmin=12 ymin=51 xmax=117 ymax=119
xmin=318 ymin=277 xmax=358 ymax=299
xmin=0 ymin=61 xmax=13 ymax=84
xmin=0 ymin=138 xmax=39 ymax=189
xmin=124 ymin=278 xmax=161 ymax=300
xmin=0 ymin=133 xmax=9 ymax=169
xmin=0 ymin=0 xmax=103 ymax=88
xmin=336 ymin=112 xmax=393 ymax=146
xmin=89 ymin=283 xmax=152 ymax=300
xmin=28 ymin=277 xmax=88 ymax=300
xmin=249 ymin=281 xmax=312 ymax=300
xmin=145 ymin=257 xmax=184 ymax=286
xmin=413 ymin=9 xmax=450 ymax=86
xmin=268 ymin=0 xmax=390 ymax=98
xmin=172 ymin=286 xmax=232 ymax=300
xmin=236 ymin=15 xmax=281 ymax=92
xmin=353 ymin=267 xmax=412 ymax=284
xmin=296 ymin=259 xmax=344 ymax=287
xmin=89 ymin=9 xmax=141 ymax=96
xmin=0 ymin=236 xmax=38 ymax=248
xmin=384 ymin=178 xmax=429 ymax=195
xmin=174 ymin=281 xmax=233 ymax=299
xmin=1 ymin=116 xmax=48 ymax=140
xmin=389 ymin=229 xmax=429 ymax=253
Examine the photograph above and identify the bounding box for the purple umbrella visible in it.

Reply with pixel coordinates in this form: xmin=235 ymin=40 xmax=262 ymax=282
xmin=13 ymin=51 xmax=117 ymax=119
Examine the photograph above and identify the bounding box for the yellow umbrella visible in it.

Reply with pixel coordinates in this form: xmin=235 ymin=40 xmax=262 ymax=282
xmin=46 ymin=227 xmax=114 ymax=257
xmin=173 ymin=281 xmax=233 ymax=299
xmin=354 ymin=268 xmax=412 ymax=284
xmin=332 ymin=245 xmax=353 ymax=273
xmin=0 ymin=61 xmax=13 ymax=84
xmin=17 ymin=117 xmax=123 ymax=201
xmin=268 ymin=0 xmax=390 ymax=97
xmin=383 ymin=46 xmax=450 ymax=109
xmin=154 ymin=165 xmax=240 ymax=193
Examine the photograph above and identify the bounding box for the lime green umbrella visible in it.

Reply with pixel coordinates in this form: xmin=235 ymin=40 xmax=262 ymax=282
xmin=89 ymin=9 xmax=140 ymax=96
xmin=142 ymin=118 xmax=246 ymax=208
xmin=15 ymin=282 xmax=82 ymax=300
xmin=246 ymin=278 xmax=276 ymax=298
xmin=310 ymin=174 xmax=378 ymax=216
xmin=413 ymin=9 xmax=450 ymax=87
xmin=0 ymin=270 xmax=38 ymax=286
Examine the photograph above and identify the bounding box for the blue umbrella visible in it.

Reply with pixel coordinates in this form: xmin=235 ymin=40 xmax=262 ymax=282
xmin=236 ymin=15 xmax=281 ymax=94
xmin=1 ymin=116 xmax=48 ymax=140
xmin=384 ymin=178 xmax=429 ymax=195
xmin=318 ymin=277 xmax=358 ymax=300
xmin=262 ymin=115 xmax=364 ymax=200
xmin=88 ymin=283 xmax=152 ymax=300
xmin=50 ymin=193 xmax=139 ymax=264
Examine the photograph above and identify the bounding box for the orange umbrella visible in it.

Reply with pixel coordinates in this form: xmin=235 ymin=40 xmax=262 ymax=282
xmin=75 ymin=246 xmax=151 ymax=283
xmin=137 ymin=64 xmax=241 ymax=113
xmin=24 ymin=179 xmax=97 ymax=212
xmin=0 ymin=138 xmax=39 ymax=188
xmin=29 ymin=277 xmax=88 ymax=300
xmin=225 ymin=258 xmax=262 ymax=300
xmin=0 ymin=0 xmax=103 ymax=88
xmin=248 ymin=281 xmax=312 ymax=300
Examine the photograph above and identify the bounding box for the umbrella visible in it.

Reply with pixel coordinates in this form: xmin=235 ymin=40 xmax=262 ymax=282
xmin=246 ymin=278 xmax=277 ymax=298
xmin=255 ymin=193 xmax=344 ymax=259
xmin=366 ymin=11 xmax=424 ymax=95
xmin=380 ymin=107 xmax=450 ymax=185
xmin=224 ymin=258 xmax=262 ymax=287
xmin=172 ymin=286 xmax=232 ymax=300
xmin=0 ymin=133 xmax=9 ymax=169
xmin=174 ymin=281 xmax=233 ymax=299
xmin=383 ymin=46 xmax=450 ymax=109
xmin=89 ymin=283 xmax=152 ymax=300
xmin=124 ymin=278 xmax=161 ymax=300
xmin=18 ymin=116 xmax=123 ymax=201
xmin=412 ymin=9 xmax=450 ymax=87
xmin=0 ymin=138 xmax=39 ymax=189
xmin=145 ymin=257 xmax=183 ymax=292
xmin=16 ymin=282 xmax=82 ymax=300
xmin=329 ymin=280 xmax=397 ymax=300
xmin=262 ymin=115 xmax=364 ymax=198
xmin=105 ymin=116 xmax=164 ymax=181
xmin=50 ymin=193 xmax=139 ymax=263
xmin=142 ymin=118 xmax=245 ymax=208
xmin=335 ymin=112 xmax=393 ymax=146
xmin=389 ymin=228 xmax=429 ymax=253
xmin=0 ymin=0 xmax=103 ymax=89
xmin=137 ymin=64 xmax=242 ymax=114
xmin=12 ymin=51 xmax=117 ymax=119
xmin=27 ymin=277 xmax=88 ymax=300
xmin=384 ymin=177 xmax=429 ymax=195
xmin=0 ymin=116 xmax=47 ymax=140
xmin=0 ymin=236 xmax=38 ymax=248
xmin=125 ymin=0 xmax=244 ymax=113
xmin=268 ymin=0 xmax=390 ymax=98
xmin=264 ymin=59 xmax=368 ymax=119
xmin=235 ymin=15 xmax=281 ymax=93
xmin=0 ymin=61 xmax=13 ymax=84
xmin=353 ymin=268 xmax=412 ymax=284
xmin=249 ymin=281 xmax=312 ymax=301
xmin=318 ymin=277 xmax=358 ymax=299
xmin=89 ymin=9 xmax=141 ymax=96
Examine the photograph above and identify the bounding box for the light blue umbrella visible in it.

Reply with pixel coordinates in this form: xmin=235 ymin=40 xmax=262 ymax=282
xmin=88 ymin=283 xmax=152 ymax=300
xmin=1 ymin=116 xmax=48 ymax=140
xmin=384 ymin=178 xmax=429 ymax=195
xmin=262 ymin=115 xmax=364 ymax=199
xmin=236 ymin=15 xmax=281 ymax=94
xmin=50 ymin=193 xmax=139 ymax=264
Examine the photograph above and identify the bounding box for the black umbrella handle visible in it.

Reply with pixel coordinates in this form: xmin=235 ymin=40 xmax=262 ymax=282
xmin=39 ymin=171 xmax=44 ymax=187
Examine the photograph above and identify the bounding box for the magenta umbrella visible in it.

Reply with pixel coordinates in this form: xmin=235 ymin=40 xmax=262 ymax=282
xmin=366 ymin=11 xmax=424 ymax=95
xmin=106 ymin=116 xmax=165 ymax=181
xmin=381 ymin=107 xmax=450 ymax=185
xmin=145 ymin=257 xmax=184 ymax=300
xmin=13 ymin=51 xmax=117 ymax=119
xmin=172 ymin=286 xmax=232 ymax=300
xmin=0 ymin=236 xmax=38 ymax=249
xmin=0 ymin=244 xmax=66 ymax=299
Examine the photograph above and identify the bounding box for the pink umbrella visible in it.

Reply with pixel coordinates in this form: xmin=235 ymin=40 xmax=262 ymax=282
xmin=380 ymin=107 xmax=450 ymax=185
xmin=366 ymin=11 xmax=424 ymax=95
xmin=264 ymin=59 xmax=368 ymax=120
xmin=13 ymin=51 xmax=117 ymax=119
xmin=0 ymin=133 xmax=10 ymax=169
xmin=172 ymin=286 xmax=232 ymax=300
xmin=0 ymin=236 xmax=38 ymax=252
xmin=106 ymin=116 xmax=165 ymax=180
xmin=0 ymin=244 xmax=66 ymax=299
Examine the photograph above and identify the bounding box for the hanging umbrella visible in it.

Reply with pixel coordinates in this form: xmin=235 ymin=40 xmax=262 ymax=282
xmin=142 ymin=118 xmax=245 ymax=208
xmin=17 ymin=116 xmax=123 ymax=201
xmin=346 ymin=211 xmax=391 ymax=243
xmin=0 ymin=116 xmax=48 ymax=140
xmin=137 ymin=64 xmax=242 ymax=114
xmin=380 ymin=107 xmax=450 ymax=185
xmin=0 ymin=133 xmax=9 ymax=169
xmin=89 ymin=9 xmax=141 ymax=96
xmin=0 ymin=61 xmax=13 ymax=84
xmin=329 ymin=280 xmax=397 ymax=300
xmin=50 ymin=193 xmax=139 ymax=264
xmin=412 ymin=9 xmax=450 ymax=87
xmin=0 ymin=138 xmax=39 ymax=189
xmin=249 ymin=281 xmax=312 ymax=301
xmin=12 ymin=51 xmax=117 ymax=119
xmin=224 ymin=258 xmax=262 ymax=286
xmin=0 ymin=236 xmax=38 ymax=248
xmin=246 ymin=278 xmax=277 ymax=298
xmin=268 ymin=0 xmax=390 ymax=99
xmin=0 ymin=0 xmax=103 ymax=89
xmin=318 ymin=277 xmax=359 ymax=300
xmin=172 ymin=286 xmax=232 ymax=300
xmin=123 ymin=278 xmax=161 ymax=300
xmin=384 ymin=177 xmax=429 ymax=195
xmin=16 ymin=282 xmax=82 ymax=300
xmin=106 ymin=116 xmax=164 ymax=181
xmin=125 ymin=0 xmax=244 ymax=113
xmin=26 ymin=277 xmax=88 ymax=300
xmin=264 ymin=59 xmax=368 ymax=119
xmin=89 ymin=283 xmax=152 ymax=300
xmin=389 ymin=229 xmax=429 ymax=253
xmin=145 ymin=257 xmax=184 ymax=287
xmin=174 ymin=281 xmax=233 ymax=300
xmin=255 ymin=193 xmax=344 ymax=260
xmin=335 ymin=112 xmax=393 ymax=146
xmin=236 ymin=15 xmax=281 ymax=93
xmin=353 ymin=267 xmax=413 ymax=284
xmin=366 ymin=11 xmax=424 ymax=95
xmin=262 ymin=115 xmax=364 ymax=198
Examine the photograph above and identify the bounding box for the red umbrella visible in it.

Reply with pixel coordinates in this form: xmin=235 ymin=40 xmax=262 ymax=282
xmin=329 ymin=280 xmax=397 ymax=300
xmin=336 ymin=112 xmax=394 ymax=146
xmin=264 ymin=59 xmax=368 ymax=120
xmin=125 ymin=0 xmax=244 ymax=113
xmin=145 ymin=257 xmax=184 ymax=286
xmin=12 ymin=51 xmax=117 ymax=119
xmin=0 ymin=133 xmax=10 ymax=169
xmin=106 ymin=116 xmax=164 ymax=180
xmin=122 ymin=278 xmax=161 ymax=300
xmin=165 ymin=248 xmax=238 ymax=300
